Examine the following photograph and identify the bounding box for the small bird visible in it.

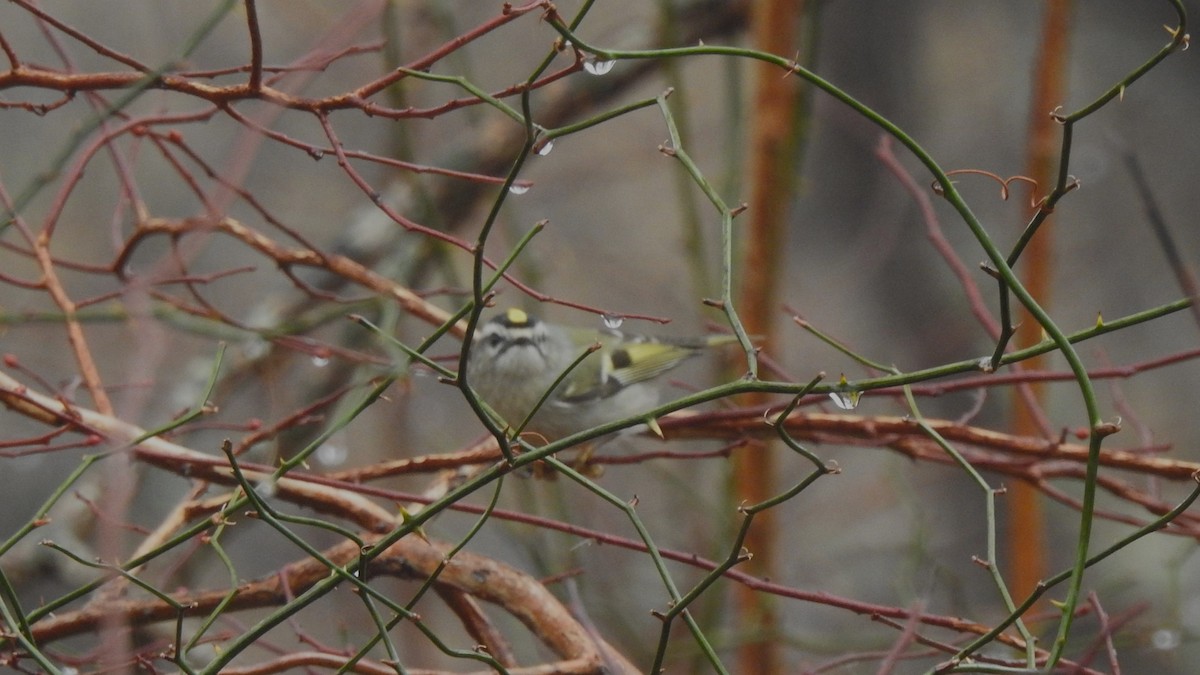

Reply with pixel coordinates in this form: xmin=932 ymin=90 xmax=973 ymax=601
xmin=466 ymin=308 xmax=735 ymax=441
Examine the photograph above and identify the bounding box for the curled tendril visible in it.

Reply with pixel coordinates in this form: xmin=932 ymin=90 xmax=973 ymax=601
xmin=931 ymin=169 xmax=1041 ymax=204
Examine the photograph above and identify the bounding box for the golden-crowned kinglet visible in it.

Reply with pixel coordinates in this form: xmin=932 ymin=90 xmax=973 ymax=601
xmin=467 ymin=308 xmax=734 ymax=440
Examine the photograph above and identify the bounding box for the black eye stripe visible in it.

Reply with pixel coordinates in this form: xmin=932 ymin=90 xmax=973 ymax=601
xmin=480 ymin=328 xmax=546 ymax=359
xmin=610 ymin=349 xmax=632 ymax=369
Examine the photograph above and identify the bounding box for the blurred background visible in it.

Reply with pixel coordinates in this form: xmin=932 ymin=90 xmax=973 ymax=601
xmin=2 ymin=1 xmax=1199 ymax=672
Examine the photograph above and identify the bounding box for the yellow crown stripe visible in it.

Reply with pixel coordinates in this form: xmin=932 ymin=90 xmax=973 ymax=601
xmin=504 ymin=308 xmax=530 ymax=325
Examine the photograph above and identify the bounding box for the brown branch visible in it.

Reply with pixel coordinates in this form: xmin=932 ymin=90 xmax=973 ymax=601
xmin=33 ymin=235 xmax=113 ymax=415
xmin=219 ymin=651 xmax=403 ymax=675
xmin=661 ymin=407 xmax=1200 ymax=481
xmin=243 ymin=0 xmax=263 ymax=93
xmin=0 ymin=28 xmax=20 ymax=67
xmin=434 ymin=584 xmax=520 ymax=669
xmin=0 ymin=363 xmax=1181 ymax=674
xmin=0 ymin=1 xmax=550 ymax=116
xmin=29 ymin=535 xmax=606 ymax=674
xmin=218 ymin=103 xmax=530 ymax=188
xmin=114 ymin=215 xmax=464 ymax=335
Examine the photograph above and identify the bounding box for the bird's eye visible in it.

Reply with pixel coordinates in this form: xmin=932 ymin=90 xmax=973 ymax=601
xmin=484 ymin=333 xmax=506 ymax=349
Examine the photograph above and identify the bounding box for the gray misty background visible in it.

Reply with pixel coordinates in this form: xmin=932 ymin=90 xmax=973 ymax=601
xmin=1 ymin=1 xmax=1198 ymax=672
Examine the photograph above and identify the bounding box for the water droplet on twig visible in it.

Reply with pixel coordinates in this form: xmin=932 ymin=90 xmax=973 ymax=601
xmin=583 ymin=58 xmax=615 ymax=76
xmin=829 ymin=391 xmax=860 ymax=410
